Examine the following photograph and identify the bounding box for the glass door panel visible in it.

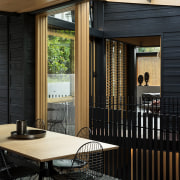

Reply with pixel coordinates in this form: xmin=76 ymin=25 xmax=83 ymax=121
xmin=47 ymin=11 xmax=75 ymax=135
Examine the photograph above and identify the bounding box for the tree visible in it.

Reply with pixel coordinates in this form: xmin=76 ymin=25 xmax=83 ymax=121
xmin=48 ymin=33 xmax=72 ymax=74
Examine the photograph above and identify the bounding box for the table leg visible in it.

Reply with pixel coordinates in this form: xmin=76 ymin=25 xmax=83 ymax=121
xmin=39 ymin=162 xmax=45 ymax=180
xmin=48 ymin=161 xmax=59 ymax=177
xmin=48 ymin=161 xmax=53 ymax=176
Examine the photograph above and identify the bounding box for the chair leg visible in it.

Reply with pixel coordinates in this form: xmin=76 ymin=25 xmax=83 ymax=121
xmin=60 ymin=123 xmax=66 ymax=134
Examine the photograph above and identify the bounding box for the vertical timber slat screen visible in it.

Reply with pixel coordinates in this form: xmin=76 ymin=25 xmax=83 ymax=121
xmin=106 ymin=39 xmax=127 ymax=110
xmin=90 ymin=96 xmax=180 ymax=180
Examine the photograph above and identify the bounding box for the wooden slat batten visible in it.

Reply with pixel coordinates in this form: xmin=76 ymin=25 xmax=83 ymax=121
xmin=35 ymin=14 xmax=48 ymax=128
xmin=75 ymin=1 xmax=89 ymax=134
xmin=137 ymin=54 xmax=161 ymax=86
xmin=106 ymin=39 xmax=127 ymax=110
xmin=104 ymin=0 xmax=180 ymax=7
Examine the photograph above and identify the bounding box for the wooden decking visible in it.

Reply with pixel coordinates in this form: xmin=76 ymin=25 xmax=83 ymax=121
xmin=22 ymin=174 xmax=121 ymax=179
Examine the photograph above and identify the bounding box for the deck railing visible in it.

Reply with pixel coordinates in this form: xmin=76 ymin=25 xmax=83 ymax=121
xmin=90 ymin=96 xmax=180 ymax=180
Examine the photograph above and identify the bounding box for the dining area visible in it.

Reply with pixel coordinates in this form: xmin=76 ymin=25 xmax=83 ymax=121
xmin=0 ymin=122 xmax=119 ymax=180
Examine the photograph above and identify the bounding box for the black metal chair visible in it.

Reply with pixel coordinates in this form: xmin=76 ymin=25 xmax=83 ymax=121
xmin=36 ymin=118 xmax=46 ymax=129
xmin=47 ymin=106 xmax=66 ymax=134
xmin=76 ymin=127 xmax=92 ymax=139
xmin=52 ymin=141 xmax=104 ymax=180
xmin=0 ymin=149 xmax=39 ymax=179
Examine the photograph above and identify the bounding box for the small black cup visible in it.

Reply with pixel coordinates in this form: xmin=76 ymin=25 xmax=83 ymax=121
xmin=16 ymin=120 xmax=27 ymax=135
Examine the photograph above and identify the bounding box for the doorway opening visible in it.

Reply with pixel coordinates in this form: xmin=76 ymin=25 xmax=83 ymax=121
xmin=136 ymin=46 xmax=161 ymax=114
xmin=105 ymin=35 xmax=161 ymax=118
xmin=115 ymin=36 xmax=161 ymax=106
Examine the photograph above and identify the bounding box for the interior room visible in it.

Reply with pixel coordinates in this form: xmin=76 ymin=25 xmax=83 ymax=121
xmin=1 ymin=1 xmax=180 ymax=180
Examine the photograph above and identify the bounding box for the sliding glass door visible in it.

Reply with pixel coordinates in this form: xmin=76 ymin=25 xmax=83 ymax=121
xmin=47 ymin=10 xmax=75 ymax=135
xmin=35 ymin=1 xmax=89 ymax=135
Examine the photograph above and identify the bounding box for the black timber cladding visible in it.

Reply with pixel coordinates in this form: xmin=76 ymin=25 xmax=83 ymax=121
xmin=104 ymin=2 xmax=180 ymax=97
xmin=104 ymin=3 xmax=180 ymax=37
xmin=161 ymin=32 xmax=180 ymax=96
xmin=93 ymin=1 xmax=105 ymax=98
xmin=9 ymin=14 xmax=35 ymax=126
xmin=0 ymin=15 xmax=8 ymax=124
xmin=0 ymin=14 xmax=36 ymax=126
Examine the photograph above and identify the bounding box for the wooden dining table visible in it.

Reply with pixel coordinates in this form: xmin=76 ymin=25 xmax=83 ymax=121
xmin=0 ymin=124 xmax=119 ymax=179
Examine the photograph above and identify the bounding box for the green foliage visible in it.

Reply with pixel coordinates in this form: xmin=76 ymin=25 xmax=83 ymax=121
xmin=48 ymin=32 xmax=74 ymax=74
xmin=137 ymin=47 xmax=160 ymax=53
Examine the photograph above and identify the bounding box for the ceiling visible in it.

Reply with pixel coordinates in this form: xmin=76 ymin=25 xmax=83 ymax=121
xmin=0 ymin=0 xmax=70 ymax=13
xmin=1 ymin=0 xmax=179 ymax=13
xmin=115 ymin=36 xmax=160 ymax=47
xmin=104 ymin=0 xmax=180 ymax=7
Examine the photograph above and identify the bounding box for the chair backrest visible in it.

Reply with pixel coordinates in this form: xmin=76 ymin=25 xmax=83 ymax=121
xmin=72 ymin=141 xmax=104 ymax=179
xmin=76 ymin=127 xmax=92 ymax=139
xmin=48 ymin=120 xmax=66 ymax=134
xmin=35 ymin=119 xmax=46 ymax=130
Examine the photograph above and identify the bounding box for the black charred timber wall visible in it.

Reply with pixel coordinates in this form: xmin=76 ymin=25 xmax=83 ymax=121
xmin=104 ymin=2 xmax=180 ymax=98
xmin=0 ymin=14 xmax=35 ymax=125
xmin=0 ymin=15 xmax=9 ymax=124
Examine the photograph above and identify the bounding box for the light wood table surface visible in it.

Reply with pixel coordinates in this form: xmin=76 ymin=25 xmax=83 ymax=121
xmin=0 ymin=124 xmax=119 ymax=163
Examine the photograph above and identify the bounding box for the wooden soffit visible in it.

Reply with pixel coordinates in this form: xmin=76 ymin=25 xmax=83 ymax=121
xmin=104 ymin=0 xmax=180 ymax=7
xmin=0 ymin=0 xmax=71 ymax=13
xmin=115 ymin=36 xmax=160 ymax=47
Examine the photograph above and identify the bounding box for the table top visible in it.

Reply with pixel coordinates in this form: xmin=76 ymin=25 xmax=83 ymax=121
xmin=0 ymin=124 xmax=118 ymax=162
